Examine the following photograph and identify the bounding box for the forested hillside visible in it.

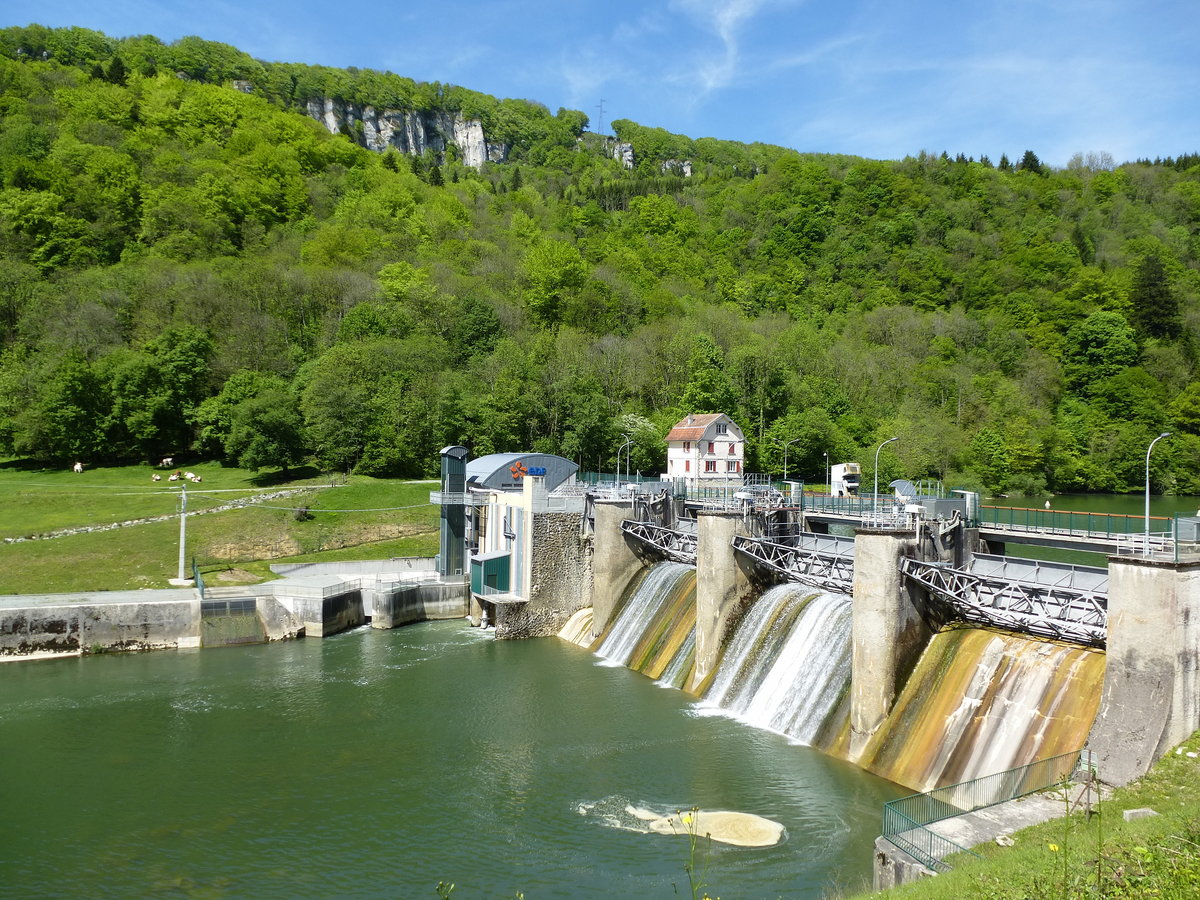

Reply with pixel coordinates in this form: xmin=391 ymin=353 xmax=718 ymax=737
xmin=2 ymin=25 xmax=1199 ymax=495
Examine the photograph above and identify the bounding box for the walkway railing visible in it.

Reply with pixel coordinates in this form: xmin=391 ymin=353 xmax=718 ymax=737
xmin=981 ymin=505 xmax=1167 ymax=538
xmin=881 ymin=750 xmax=1085 ymax=874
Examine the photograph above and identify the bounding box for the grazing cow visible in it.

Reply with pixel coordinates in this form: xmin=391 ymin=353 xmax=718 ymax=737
xmin=184 ymin=471 xmax=196 ymax=481
xmin=193 ymin=475 xmax=202 ymax=483
xmin=160 ymin=457 xmax=174 ymax=468
xmin=168 ymin=473 xmax=180 ymax=482
xmin=72 ymin=462 xmax=83 ymax=473
xmin=151 ymin=474 xmax=162 ymax=482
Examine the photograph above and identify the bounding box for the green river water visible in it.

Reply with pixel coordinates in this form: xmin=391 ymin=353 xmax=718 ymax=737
xmin=1 ymin=621 xmax=904 ymax=899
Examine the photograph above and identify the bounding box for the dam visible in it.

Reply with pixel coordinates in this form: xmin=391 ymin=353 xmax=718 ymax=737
xmin=4 ymin=445 xmax=1200 ymax=894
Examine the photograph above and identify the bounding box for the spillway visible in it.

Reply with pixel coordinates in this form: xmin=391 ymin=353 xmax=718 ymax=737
xmin=857 ymin=627 xmax=1105 ymax=792
xmin=701 ymin=583 xmax=851 ymax=749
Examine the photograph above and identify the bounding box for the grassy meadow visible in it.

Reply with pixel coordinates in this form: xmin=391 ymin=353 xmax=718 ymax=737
xmin=0 ymin=459 xmax=438 ymax=594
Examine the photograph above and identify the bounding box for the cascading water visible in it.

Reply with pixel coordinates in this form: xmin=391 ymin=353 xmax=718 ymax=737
xmin=577 ymin=561 xmax=1103 ymax=796
xmin=594 ymin=562 xmax=696 ymax=681
xmin=701 ymin=583 xmax=852 ymax=747
xmin=858 ymin=627 xmax=1106 ymax=793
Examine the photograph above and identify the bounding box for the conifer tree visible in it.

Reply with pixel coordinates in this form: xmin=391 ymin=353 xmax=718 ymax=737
xmin=1130 ymin=253 xmax=1180 ymax=339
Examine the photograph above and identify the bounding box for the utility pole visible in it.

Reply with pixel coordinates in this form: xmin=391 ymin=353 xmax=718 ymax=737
xmin=596 ymin=98 xmax=606 ymax=136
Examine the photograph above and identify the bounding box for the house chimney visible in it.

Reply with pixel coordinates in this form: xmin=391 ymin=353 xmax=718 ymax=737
xmin=687 ymin=415 xmax=694 ymax=425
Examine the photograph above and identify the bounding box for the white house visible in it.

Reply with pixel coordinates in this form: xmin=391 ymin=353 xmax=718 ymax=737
xmin=663 ymin=413 xmax=745 ymax=486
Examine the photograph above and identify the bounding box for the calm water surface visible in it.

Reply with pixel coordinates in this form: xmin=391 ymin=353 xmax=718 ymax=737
xmin=1 ymin=622 xmax=903 ymax=899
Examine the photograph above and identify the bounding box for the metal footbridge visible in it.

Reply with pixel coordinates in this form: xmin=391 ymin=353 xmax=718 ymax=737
xmin=800 ymin=495 xmax=1181 ymax=557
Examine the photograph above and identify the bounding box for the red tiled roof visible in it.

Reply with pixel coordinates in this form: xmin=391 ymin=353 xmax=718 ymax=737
xmin=665 ymin=413 xmax=726 ymax=442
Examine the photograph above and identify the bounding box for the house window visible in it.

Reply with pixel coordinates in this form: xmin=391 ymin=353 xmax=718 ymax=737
xmin=727 ymin=461 xmax=738 ymax=472
xmin=715 ymin=422 xmax=727 ymax=435
xmin=705 ymin=460 xmax=717 ymax=473
xmin=727 ymin=442 xmax=735 ymax=455
xmin=683 ymin=441 xmax=690 ymax=452
xmin=685 ymin=460 xmax=690 ymax=473
xmin=708 ymin=441 xmax=715 ymax=453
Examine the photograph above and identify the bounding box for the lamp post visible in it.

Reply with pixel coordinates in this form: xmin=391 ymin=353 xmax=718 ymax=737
xmin=783 ymin=438 xmax=801 ymax=481
xmin=824 ymin=450 xmax=829 ymax=494
xmin=873 ymin=437 xmax=899 ymax=523
xmin=1145 ymin=432 xmax=1171 ymax=554
xmin=176 ymin=487 xmax=188 ymax=585
xmin=618 ymin=434 xmax=633 ymax=486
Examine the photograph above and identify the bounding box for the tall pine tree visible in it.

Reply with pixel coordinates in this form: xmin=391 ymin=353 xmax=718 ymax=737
xmin=1130 ymin=253 xmax=1180 ymax=339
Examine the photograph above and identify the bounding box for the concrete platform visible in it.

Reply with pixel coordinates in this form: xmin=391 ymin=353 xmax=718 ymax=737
xmin=875 ymin=781 xmax=1108 ymax=889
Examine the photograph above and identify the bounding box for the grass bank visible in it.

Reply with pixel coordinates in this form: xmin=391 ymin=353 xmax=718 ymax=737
xmin=0 ymin=460 xmax=438 ymax=593
xmin=859 ymin=731 xmax=1200 ymax=899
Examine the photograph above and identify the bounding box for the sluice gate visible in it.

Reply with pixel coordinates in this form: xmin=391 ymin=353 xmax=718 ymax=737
xmin=731 ymin=533 xmax=856 ymax=594
xmin=899 ymin=553 xmax=1109 ymax=647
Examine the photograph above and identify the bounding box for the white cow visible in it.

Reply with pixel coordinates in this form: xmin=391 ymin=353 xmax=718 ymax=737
xmin=151 ymin=473 xmax=162 ymax=482
xmin=192 ymin=475 xmax=202 ymax=483
xmin=168 ymin=473 xmax=180 ymax=482
xmin=72 ymin=462 xmax=83 ymax=473
xmin=160 ymin=457 xmax=174 ymax=468
xmin=184 ymin=471 xmax=197 ymax=481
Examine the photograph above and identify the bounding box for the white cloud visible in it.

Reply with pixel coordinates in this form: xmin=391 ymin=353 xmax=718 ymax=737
xmin=669 ymin=0 xmax=795 ymax=94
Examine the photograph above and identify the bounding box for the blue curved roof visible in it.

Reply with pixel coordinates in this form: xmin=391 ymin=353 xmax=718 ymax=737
xmin=465 ymin=453 xmax=578 ymax=493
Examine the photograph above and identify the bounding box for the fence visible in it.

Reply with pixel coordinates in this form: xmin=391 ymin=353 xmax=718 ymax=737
xmin=881 ymin=750 xmax=1085 ymax=873
xmin=192 ymin=558 xmax=206 ymax=599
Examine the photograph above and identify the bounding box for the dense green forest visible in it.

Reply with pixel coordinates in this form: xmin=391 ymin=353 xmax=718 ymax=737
xmin=2 ymin=25 xmax=1199 ymax=496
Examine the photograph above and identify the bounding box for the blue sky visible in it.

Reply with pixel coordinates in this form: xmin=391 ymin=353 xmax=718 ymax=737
xmin=5 ymin=0 xmax=1197 ymax=166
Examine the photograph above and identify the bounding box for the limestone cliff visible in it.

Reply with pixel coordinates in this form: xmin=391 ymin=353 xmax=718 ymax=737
xmin=305 ymin=97 xmax=507 ymax=168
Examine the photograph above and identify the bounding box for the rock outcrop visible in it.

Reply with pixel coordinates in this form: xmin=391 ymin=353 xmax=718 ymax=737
xmin=305 ymin=97 xmax=506 ymax=169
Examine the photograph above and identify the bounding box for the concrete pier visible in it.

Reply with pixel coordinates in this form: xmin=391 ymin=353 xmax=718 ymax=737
xmin=589 ymin=500 xmax=642 ymax=639
xmin=1088 ymin=556 xmax=1200 ymax=785
xmin=849 ymin=528 xmax=927 ymax=762
xmin=692 ymin=512 xmax=756 ymax=690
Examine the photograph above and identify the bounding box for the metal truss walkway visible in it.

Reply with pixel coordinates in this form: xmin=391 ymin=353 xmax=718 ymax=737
xmin=619 ymin=521 xmax=697 ymax=564
xmin=900 ymin=553 xmax=1108 ymax=647
xmin=730 ymin=532 xmax=856 ymax=594
xmin=618 ymin=516 xmax=1110 ymax=646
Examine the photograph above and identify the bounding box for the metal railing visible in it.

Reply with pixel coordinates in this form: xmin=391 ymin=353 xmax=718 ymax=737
xmin=881 ymin=750 xmax=1084 ymax=873
xmin=981 ymin=505 xmax=1168 ymax=538
xmin=192 ymin=558 xmax=206 ymax=599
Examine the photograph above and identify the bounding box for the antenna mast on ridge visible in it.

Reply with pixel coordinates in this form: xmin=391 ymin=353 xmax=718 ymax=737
xmin=596 ymin=98 xmax=606 ymax=136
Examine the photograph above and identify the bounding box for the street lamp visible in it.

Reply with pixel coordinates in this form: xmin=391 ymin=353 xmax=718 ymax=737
xmin=618 ymin=434 xmax=633 ymax=486
xmin=873 ymin=437 xmax=899 ymax=523
xmin=824 ymin=450 xmax=829 ymax=493
xmin=783 ymin=438 xmax=801 ymax=481
xmin=1145 ymin=432 xmax=1171 ymax=554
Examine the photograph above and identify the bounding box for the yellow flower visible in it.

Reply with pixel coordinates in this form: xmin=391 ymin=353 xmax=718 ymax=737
xmin=1048 ymin=843 xmax=1059 ymax=852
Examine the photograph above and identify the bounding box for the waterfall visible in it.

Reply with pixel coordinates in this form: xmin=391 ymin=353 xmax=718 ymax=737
xmin=858 ymin=627 xmax=1106 ymax=793
xmin=701 ymin=584 xmax=852 ymax=747
xmin=594 ymin=562 xmax=697 ymax=681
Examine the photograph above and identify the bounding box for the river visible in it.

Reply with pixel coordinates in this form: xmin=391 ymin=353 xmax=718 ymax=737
xmin=1 ymin=621 xmax=904 ymax=899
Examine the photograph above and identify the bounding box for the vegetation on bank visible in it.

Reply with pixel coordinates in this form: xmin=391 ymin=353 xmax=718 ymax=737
xmin=855 ymin=730 xmax=1200 ymax=900
xmin=0 ymin=459 xmax=437 ymax=593
xmin=0 ymin=25 xmax=1199 ymax=501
